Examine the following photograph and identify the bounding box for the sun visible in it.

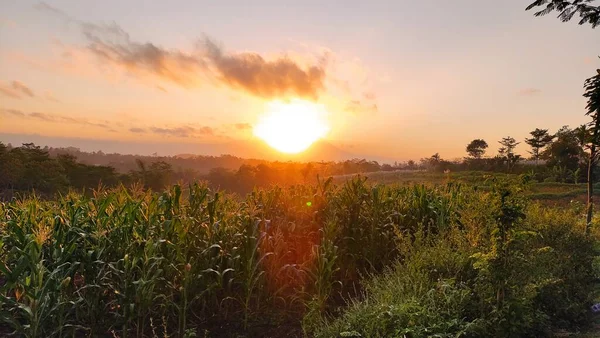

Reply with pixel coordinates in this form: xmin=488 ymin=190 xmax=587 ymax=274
xmin=254 ymin=99 xmax=330 ymax=154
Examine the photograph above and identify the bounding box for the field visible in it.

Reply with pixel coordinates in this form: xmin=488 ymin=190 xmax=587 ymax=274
xmin=1 ymin=174 xmax=599 ymax=337
xmin=336 ymin=170 xmax=599 ymax=205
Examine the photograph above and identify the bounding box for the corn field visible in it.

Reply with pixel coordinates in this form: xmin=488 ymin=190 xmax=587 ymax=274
xmin=0 ymin=177 xmax=597 ymax=337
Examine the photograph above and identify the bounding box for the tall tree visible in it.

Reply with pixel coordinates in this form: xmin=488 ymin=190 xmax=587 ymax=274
xmin=466 ymin=139 xmax=488 ymax=159
xmin=526 ymin=1 xmax=600 ymax=233
xmin=526 ymin=1 xmax=600 ymax=28
xmin=583 ymin=72 xmax=600 ymax=233
xmin=498 ymin=137 xmax=521 ymax=172
xmin=525 ymin=128 xmax=555 ymax=164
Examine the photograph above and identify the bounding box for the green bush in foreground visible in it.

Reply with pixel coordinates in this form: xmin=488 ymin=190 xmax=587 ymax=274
xmin=0 ymin=178 xmax=597 ymax=337
xmin=313 ymin=181 xmax=598 ymax=338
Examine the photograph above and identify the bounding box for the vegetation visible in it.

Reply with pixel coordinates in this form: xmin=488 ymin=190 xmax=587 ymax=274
xmin=0 ymin=176 xmax=598 ymax=337
xmin=466 ymin=139 xmax=488 ymax=159
xmin=2 ymin=5 xmax=600 ymax=336
xmin=525 ymin=128 xmax=555 ymax=165
xmin=583 ymin=71 xmax=600 ymax=233
xmin=3 ymin=121 xmax=600 ymax=201
xmin=526 ymin=1 xmax=600 ymax=28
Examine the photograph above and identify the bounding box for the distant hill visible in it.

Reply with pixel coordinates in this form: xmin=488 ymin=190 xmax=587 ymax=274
xmin=208 ymin=138 xmax=357 ymax=162
xmin=0 ymin=133 xmax=399 ymax=175
xmin=1 ymin=132 xmax=404 ymax=162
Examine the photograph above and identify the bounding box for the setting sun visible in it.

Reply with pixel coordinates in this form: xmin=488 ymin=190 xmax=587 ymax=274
xmin=253 ymin=99 xmax=330 ymax=154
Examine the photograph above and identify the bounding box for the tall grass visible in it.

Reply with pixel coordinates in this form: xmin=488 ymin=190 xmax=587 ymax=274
xmin=0 ymin=178 xmax=597 ymax=337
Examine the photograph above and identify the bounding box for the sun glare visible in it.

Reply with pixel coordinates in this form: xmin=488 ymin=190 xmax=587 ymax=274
xmin=254 ymin=99 xmax=330 ymax=154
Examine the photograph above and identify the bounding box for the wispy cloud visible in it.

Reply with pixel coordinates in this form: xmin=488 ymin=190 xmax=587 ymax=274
xmin=233 ymin=123 xmax=252 ymax=130
xmin=149 ymin=125 xmax=215 ymax=138
xmin=1 ymin=108 xmax=25 ymax=117
xmin=0 ymin=80 xmax=35 ymax=99
xmin=36 ymin=2 xmax=326 ymax=100
xmin=129 ymin=127 xmax=146 ymax=133
xmin=517 ymin=88 xmax=542 ymax=96
xmin=1 ymin=108 xmax=114 ymax=130
xmin=345 ymin=100 xmax=378 ymax=114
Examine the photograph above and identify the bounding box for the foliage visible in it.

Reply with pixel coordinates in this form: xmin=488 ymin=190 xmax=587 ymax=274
xmin=498 ymin=137 xmax=522 ymax=172
xmin=544 ymin=126 xmax=586 ymax=172
xmin=466 ymin=139 xmax=489 ymax=159
xmin=526 ymin=0 xmax=600 ymax=28
xmin=525 ymin=128 xmax=555 ymax=163
xmin=0 ymin=178 xmax=596 ymax=337
xmin=314 ymin=180 xmax=599 ymax=338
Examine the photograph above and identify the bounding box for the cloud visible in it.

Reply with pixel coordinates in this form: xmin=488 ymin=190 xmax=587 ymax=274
xmin=83 ymin=22 xmax=207 ymax=87
xmin=129 ymin=127 xmax=146 ymax=133
xmin=12 ymin=81 xmax=35 ymax=97
xmin=1 ymin=108 xmax=25 ymax=117
xmin=345 ymin=100 xmax=378 ymax=114
xmin=363 ymin=91 xmax=376 ymax=100
xmin=234 ymin=123 xmax=252 ymax=130
xmin=35 ymin=2 xmax=327 ymax=100
xmin=44 ymin=91 xmax=61 ymax=102
xmin=0 ymin=80 xmax=36 ymax=99
xmin=517 ymin=88 xmax=542 ymax=96
xmin=1 ymin=108 xmax=113 ymax=130
xmin=149 ymin=125 xmax=215 ymax=138
xmin=203 ymin=39 xmax=325 ymax=99
xmin=0 ymin=86 xmax=20 ymax=99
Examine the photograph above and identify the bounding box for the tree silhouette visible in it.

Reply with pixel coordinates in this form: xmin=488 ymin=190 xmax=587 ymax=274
xmin=526 ymin=1 xmax=600 ymax=232
xmin=526 ymin=0 xmax=600 ymax=28
xmin=544 ymin=126 xmax=584 ymax=172
xmin=498 ymin=137 xmax=521 ymax=172
xmin=583 ymin=71 xmax=600 ymax=233
xmin=466 ymin=139 xmax=488 ymax=159
xmin=525 ymin=128 xmax=555 ymax=164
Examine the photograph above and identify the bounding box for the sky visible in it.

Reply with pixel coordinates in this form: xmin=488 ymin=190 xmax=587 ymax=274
xmin=0 ymin=0 xmax=599 ymax=161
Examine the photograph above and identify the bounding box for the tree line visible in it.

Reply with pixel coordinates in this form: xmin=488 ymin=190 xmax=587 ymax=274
xmin=422 ymin=125 xmax=589 ymax=183
xmin=0 ymin=142 xmax=412 ymax=198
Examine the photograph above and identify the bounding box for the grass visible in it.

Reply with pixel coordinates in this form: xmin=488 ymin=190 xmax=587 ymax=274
xmin=336 ymin=170 xmax=600 ymax=205
xmin=0 ymin=177 xmax=598 ymax=337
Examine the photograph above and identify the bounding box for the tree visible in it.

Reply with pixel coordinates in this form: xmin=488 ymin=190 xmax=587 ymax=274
xmin=525 ymin=128 xmax=555 ymax=164
xmin=544 ymin=126 xmax=584 ymax=172
xmin=583 ymin=71 xmax=600 ymax=233
xmin=498 ymin=137 xmax=521 ymax=172
xmin=498 ymin=137 xmax=519 ymax=155
xmin=526 ymin=1 xmax=600 ymax=232
xmin=466 ymin=139 xmax=488 ymax=159
xmin=526 ymin=0 xmax=600 ymax=28
xmin=425 ymin=153 xmax=441 ymax=171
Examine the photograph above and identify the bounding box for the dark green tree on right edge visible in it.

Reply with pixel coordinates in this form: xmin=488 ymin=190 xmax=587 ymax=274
xmin=526 ymin=0 xmax=600 ymax=233
xmin=583 ymin=71 xmax=600 ymax=233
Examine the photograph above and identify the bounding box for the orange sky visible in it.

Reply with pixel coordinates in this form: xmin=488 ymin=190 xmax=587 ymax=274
xmin=1 ymin=1 xmax=598 ymax=161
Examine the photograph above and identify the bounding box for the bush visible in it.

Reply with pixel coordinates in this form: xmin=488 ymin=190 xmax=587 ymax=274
xmin=313 ymin=182 xmax=599 ymax=338
xmin=0 ymin=179 xmax=597 ymax=337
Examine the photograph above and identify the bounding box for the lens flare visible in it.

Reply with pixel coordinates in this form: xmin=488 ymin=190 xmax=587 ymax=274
xmin=254 ymin=99 xmax=329 ymax=154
